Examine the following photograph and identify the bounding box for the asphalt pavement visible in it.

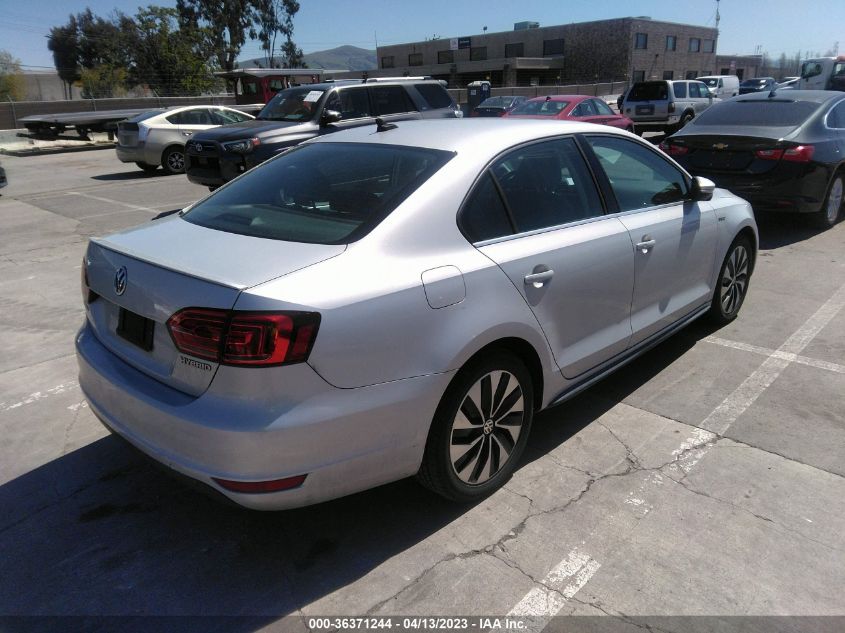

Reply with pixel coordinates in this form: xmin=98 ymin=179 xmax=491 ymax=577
xmin=0 ymin=147 xmax=843 ymax=632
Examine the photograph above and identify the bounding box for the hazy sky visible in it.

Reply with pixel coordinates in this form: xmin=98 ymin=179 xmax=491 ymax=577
xmin=2 ymin=0 xmax=843 ymax=70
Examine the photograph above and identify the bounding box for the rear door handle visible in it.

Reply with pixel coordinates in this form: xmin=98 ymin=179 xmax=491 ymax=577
xmin=524 ymin=268 xmax=554 ymax=287
xmin=636 ymin=237 xmax=656 ymax=253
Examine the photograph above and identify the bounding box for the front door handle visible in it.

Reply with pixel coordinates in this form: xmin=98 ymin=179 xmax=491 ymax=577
xmin=636 ymin=236 xmax=656 ymax=253
xmin=524 ymin=268 xmax=554 ymax=287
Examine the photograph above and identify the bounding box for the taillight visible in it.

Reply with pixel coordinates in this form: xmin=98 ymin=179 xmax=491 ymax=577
xmin=167 ymin=308 xmax=320 ymax=367
xmin=470 ymin=110 xmax=479 ymax=117
xmin=659 ymin=141 xmax=689 ymax=156
xmin=755 ymin=145 xmax=814 ymax=163
xmin=668 ymin=102 xmax=676 ymax=113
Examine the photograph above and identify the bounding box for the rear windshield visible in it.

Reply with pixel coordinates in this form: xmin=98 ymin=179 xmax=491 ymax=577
xmin=479 ymin=97 xmax=510 ymax=107
xmin=510 ymin=100 xmax=568 ymax=115
xmin=692 ymin=99 xmax=821 ymax=127
xmin=740 ymin=79 xmax=769 ymax=87
xmin=182 ymin=143 xmax=454 ymax=244
xmin=627 ymin=82 xmax=668 ymax=101
xmin=257 ymin=86 xmax=326 ymax=122
xmin=128 ymin=110 xmax=166 ymax=123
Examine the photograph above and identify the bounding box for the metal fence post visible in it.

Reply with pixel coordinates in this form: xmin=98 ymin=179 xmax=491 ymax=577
xmin=8 ymin=97 xmax=17 ymax=129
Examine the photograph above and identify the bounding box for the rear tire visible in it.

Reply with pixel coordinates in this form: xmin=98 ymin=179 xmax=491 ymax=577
xmin=135 ymin=162 xmax=158 ymax=173
xmin=809 ymin=173 xmax=843 ymax=230
xmin=417 ymin=352 xmax=534 ymax=502
xmin=161 ymin=146 xmax=186 ymax=175
xmin=709 ymin=236 xmax=752 ymax=325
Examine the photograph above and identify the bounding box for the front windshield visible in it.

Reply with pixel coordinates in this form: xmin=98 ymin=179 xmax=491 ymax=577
xmin=258 ymin=86 xmax=326 ymax=122
xmin=510 ymin=100 xmax=568 ymax=116
xmin=701 ymin=78 xmax=719 ymax=87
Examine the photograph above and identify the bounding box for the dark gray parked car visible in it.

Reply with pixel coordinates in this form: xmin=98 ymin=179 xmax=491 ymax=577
xmin=186 ymin=78 xmax=461 ymax=188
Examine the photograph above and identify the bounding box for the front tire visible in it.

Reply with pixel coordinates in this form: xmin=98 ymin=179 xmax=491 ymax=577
xmin=418 ymin=353 xmax=534 ymax=502
xmin=810 ymin=173 xmax=843 ymax=230
xmin=161 ymin=146 xmax=186 ymax=175
xmin=709 ymin=236 xmax=752 ymax=325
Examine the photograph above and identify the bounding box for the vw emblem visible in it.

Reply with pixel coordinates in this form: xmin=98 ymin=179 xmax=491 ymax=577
xmin=194 ymin=142 xmax=203 ymax=152
xmin=114 ymin=266 xmax=127 ymax=296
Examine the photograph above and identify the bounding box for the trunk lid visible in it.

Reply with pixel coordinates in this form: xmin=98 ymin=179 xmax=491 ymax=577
xmin=670 ymin=133 xmax=799 ymax=174
xmin=85 ymin=215 xmax=344 ymax=395
xmin=117 ymin=121 xmax=139 ymax=147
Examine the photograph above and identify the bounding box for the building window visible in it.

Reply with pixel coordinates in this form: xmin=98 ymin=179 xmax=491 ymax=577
xmin=703 ymin=39 xmax=714 ymax=53
xmin=663 ymin=70 xmax=674 ymax=80
xmin=633 ymin=70 xmax=645 ymax=83
xmin=635 ymin=33 xmax=648 ymax=49
xmin=505 ymin=42 xmax=524 ymax=58
xmin=437 ymin=50 xmax=453 ymax=64
xmin=702 ymin=70 xmax=712 ymax=76
xmin=685 ymin=70 xmax=698 ymax=79
xmin=666 ymin=35 xmax=677 ymax=51
xmin=543 ymin=38 xmax=565 ymax=56
xmin=381 ymin=56 xmax=394 ymax=69
xmin=408 ymin=53 xmax=423 ymax=67
xmin=720 ymin=67 xmax=730 ymax=74
xmin=470 ymin=46 xmax=487 ymax=61
xmin=689 ymin=38 xmax=701 ymax=52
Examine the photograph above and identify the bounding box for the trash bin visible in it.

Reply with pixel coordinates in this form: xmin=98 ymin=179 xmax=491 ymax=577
xmin=466 ymin=81 xmax=492 ymax=112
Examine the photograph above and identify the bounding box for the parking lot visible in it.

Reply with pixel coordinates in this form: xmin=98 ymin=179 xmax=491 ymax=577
xmin=0 ymin=147 xmax=844 ymax=630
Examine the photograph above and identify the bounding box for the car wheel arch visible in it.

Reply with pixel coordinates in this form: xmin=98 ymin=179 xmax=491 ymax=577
xmin=161 ymin=143 xmax=185 ymax=162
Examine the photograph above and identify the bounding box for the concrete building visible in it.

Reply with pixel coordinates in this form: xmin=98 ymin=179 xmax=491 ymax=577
xmin=715 ymin=54 xmax=764 ymax=80
xmin=372 ymin=17 xmax=718 ymax=88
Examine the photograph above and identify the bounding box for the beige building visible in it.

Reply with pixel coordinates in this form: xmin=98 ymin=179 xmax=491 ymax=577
xmin=371 ymin=17 xmax=718 ymax=88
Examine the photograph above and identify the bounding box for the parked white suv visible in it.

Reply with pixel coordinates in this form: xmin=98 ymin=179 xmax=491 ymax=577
xmin=622 ymin=80 xmax=716 ymax=134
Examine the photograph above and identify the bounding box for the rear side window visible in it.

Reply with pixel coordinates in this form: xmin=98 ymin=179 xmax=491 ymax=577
xmin=628 ymin=82 xmax=668 ymax=101
xmin=371 ymin=86 xmax=415 ymax=115
xmin=211 ymin=109 xmax=251 ymax=124
xmin=415 ymin=83 xmax=454 ymax=109
xmin=594 ymin=99 xmax=614 ymax=115
xmin=511 ymin=100 xmax=569 ymax=116
xmin=573 ymin=100 xmax=597 ymax=116
xmin=167 ymin=109 xmax=213 ymax=125
xmin=182 ymin=143 xmax=453 ymax=244
xmin=460 ymin=173 xmax=514 ymax=242
xmin=586 ymin=136 xmax=688 ymax=210
xmin=673 ymin=83 xmax=687 ymax=98
xmin=828 ymin=101 xmax=845 ymax=128
xmin=492 ymin=137 xmax=603 ymax=232
xmin=694 ymin=100 xmax=821 ymax=126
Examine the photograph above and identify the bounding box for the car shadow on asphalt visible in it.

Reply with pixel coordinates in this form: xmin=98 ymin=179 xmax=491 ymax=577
xmin=755 ymin=213 xmax=825 ymax=249
xmin=90 ymin=170 xmax=168 ymax=181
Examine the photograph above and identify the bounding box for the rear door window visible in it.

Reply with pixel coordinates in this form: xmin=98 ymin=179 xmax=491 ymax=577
xmin=414 ymin=83 xmax=454 ymax=109
xmin=182 ymin=143 xmax=453 ymax=244
xmin=673 ymin=82 xmax=687 ymax=99
xmin=491 ymin=137 xmax=604 ymax=232
xmin=324 ymin=88 xmax=372 ymax=119
xmin=573 ymin=100 xmax=597 ymax=116
xmin=585 ymin=136 xmax=688 ymax=210
xmin=370 ymin=86 xmax=416 ymax=115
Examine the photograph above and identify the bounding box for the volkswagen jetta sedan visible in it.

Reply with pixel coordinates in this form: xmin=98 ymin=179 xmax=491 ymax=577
xmin=77 ymin=119 xmax=757 ymax=510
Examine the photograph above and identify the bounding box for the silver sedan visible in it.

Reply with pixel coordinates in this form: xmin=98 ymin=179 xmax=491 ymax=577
xmin=77 ymin=119 xmax=757 ymax=509
xmin=115 ymin=105 xmax=254 ymax=174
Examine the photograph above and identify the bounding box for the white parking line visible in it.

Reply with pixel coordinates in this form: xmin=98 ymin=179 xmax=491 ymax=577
xmin=66 ymin=191 xmax=159 ymax=214
xmin=0 ymin=381 xmax=79 ymax=412
xmin=704 ymin=336 xmax=845 ymax=374
xmin=502 ymin=281 xmax=845 ymax=623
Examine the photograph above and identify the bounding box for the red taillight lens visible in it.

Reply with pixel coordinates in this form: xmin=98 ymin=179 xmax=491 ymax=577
xmin=755 ymin=148 xmax=784 ymax=160
xmin=755 ymin=145 xmax=814 ymax=163
xmin=668 ymin=102 xmax=676 ymax=114
xmin=659 ymin=141 xmax=689 ymax=156
xmin=213 ymin=474 xmax=307 ymax=493
xmin=167 ymin=308 xmax=228 ymax=361
xmin=782 ymin=145 xmax=814 ymax=162
xmin=167 ymin=308 xmax=320 ymax=366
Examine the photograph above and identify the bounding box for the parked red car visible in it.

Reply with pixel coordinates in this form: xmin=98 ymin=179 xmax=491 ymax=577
xmin=504 ymin=94 xmax=634 ymax=131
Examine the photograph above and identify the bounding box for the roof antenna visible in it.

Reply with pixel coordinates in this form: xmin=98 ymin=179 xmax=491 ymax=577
xmin=375 ymin=117 xmax=397 ymax=131
xmin=545 ymin=95 xmax=551 ymax=101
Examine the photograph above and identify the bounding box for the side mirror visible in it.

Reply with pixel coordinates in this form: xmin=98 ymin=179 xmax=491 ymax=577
xmin=690 ymin=176 xmax=715 ymax=201
xmin=320 ymin=109 xmax=342 ymax=126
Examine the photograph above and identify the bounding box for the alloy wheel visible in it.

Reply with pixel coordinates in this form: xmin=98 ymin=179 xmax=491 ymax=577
xmin=826 ymin=177 xmax=843 ymax=224
xmin=449 ymin=370 xmax=524 ymax=485
xmin=167 ymin=151 xmax=185 ymax=172
xmin=720 ymin=244 xmax=750 ymax=316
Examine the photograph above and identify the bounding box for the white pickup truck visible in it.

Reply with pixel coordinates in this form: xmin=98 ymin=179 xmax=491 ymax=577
xmin=798 ymin=56 xmax=845 ymax=91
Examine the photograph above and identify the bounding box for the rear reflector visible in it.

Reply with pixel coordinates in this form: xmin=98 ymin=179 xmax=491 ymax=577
xmin=167 ymin=308 xmax=320 ymax=366
xmin=213 ymin=474 xmax=307 ymax=494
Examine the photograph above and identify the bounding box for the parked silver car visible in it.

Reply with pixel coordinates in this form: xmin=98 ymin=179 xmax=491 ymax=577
xmin=622 ymin=79 xmax=716 ymax=134
xmin=116 ymin=106 xmax=254 ymax=174
xmin=77 ymin=119 xmax=757 ymax=510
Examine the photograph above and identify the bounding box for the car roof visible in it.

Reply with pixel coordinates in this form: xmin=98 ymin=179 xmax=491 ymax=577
xmin=305 ymin=118 xmax=628 ymax=154
xmin=735 ymin=89 xmax=844 ymax=103
xmin=525 ymin=95 xmax=587 ymax=102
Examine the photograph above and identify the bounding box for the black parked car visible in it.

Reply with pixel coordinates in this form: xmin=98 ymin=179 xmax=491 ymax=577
xmin=738 ymin=77 xmax=777 ymax=94
xmin=470 ymin=95 xmax=527 ymax=117
xmin=660 ymin=90 xmax=845 ymax=228
xmin=185 ymin=79 xmax=460 ymax=188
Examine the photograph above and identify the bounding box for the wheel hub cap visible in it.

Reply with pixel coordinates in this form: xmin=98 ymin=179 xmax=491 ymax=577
xmin=720 ymin=245 xmax=749 ymax=316
xmin=450 ymin=370 xmax=524 ymax=485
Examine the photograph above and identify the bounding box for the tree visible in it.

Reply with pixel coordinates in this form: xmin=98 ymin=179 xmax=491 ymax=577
xmin=177 ymin=0 xmax=256 ymax=73
xmin=0 ymin=50 xmax=26 ymax=101
xmin=47 ymin=17 xmax=81 ymax=99
xmin=130 ymin=6 xmax=218 ymax=96
xmin=252 ymin=0 xmax=304 ymax=67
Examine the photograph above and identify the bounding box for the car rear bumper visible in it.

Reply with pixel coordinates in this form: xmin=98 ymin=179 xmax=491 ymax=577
xmin=76 ymin=321 xmax=452 ymax=510
xmin=630 ymin=115 xmax=681 ymax=131
xmin=115 ymin=145 xmax=151 ymax=165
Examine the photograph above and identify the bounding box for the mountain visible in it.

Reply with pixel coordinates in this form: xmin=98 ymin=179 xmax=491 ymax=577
xmin=303 ymin=45 xmax=376 ymax=71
